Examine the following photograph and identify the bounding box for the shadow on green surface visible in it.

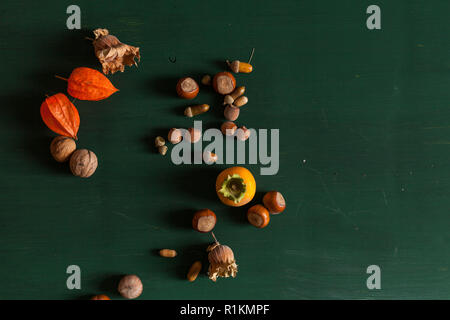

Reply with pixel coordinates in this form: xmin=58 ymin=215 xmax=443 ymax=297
xmin=98 ymin=274 xmax=124 ymax=298
xmin=173 ymin=242 xmax=210 ymax=281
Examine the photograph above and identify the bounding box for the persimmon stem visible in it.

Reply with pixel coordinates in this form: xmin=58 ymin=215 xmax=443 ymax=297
xmin=211 ymin=232 xmax=219 ymax=244
xmin=248 ymin=48 xmax=255 ymax=64
xmin=55 ymin=75 xmax=68 ymax=81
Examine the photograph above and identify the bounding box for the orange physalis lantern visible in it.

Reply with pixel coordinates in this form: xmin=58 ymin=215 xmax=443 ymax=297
xmin=60 ymin=67 xmax=119 ymax=101
xmin=40 ymin=93 xmax=80 ymax=139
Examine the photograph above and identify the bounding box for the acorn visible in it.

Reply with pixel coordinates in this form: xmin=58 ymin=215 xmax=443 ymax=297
xmin=227 ymin=60 xmax=253 ymax=74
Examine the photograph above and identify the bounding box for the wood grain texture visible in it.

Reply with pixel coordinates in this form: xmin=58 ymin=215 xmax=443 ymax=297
xmin=0 ymin=0 xmax=449 ymax=299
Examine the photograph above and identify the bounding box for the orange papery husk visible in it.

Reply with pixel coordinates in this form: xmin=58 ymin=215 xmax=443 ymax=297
xmin=40 ymin=93 xmax=80 ymax=139
xmin=67 ymin=67 xmax=119 ymax=101
xmin=92 ymin=28 xmax=140 ymax=75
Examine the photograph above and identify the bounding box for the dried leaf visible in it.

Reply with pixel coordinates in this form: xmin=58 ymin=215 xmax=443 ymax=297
xmin=40 ymin=93 xmax=80 ymax=139
xmin=67 ymin=67 xmax=118 ymax=101
xmin=92 ymin=28 xmax=140 ymax=75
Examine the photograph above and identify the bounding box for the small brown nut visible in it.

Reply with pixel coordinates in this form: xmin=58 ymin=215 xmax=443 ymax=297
xmin=212 ymin=72 xmax=236 ymax=95
xmin=50 ymin=136 xmax=76 ymax=162
xmin=168 ymin=128 xmax=183 ymax=144
xmin=176 ymin=77 xmax=199 ymax=99
xmin=186 ymin=128 xmax=202 ymax=143
xmin=184 ymin=104 xmax=210 ymax=117
xmin=158 ymin=145 xmax=168 ymax=155
xmin=247 ymin=204 xmax=270 ymax=228
xmin=118 ymin=275 xmax=143 ymax=299
xmin=70 ymin=149 xmax=98 ymax=178
xmin=159 ymin=249 xmax=177 ymax=258
xmin=155 ymin=136 xmax=165 ymax=147
xmin=192 ymin=209 xmax=217 ymax=232
xmin=203 ymin=151 xmax=218 ymax=164
xmin=221 ymin=121 xmax=237 ymax=136
xmin=224 ymin=105 xmax=240 ymax=121
xmin=228 ymin=60 xmax=240 ymax=73
xmin=201 ymin=75 xmax=211 ymax=86
xmin=187 ymin=261 xmax=202 ymax=282
xmin=233 ymin=96 xmax=248 ymax=108
xmin=236 ymin=126 xmax=251 ymax=141
xmin=263 ymin=191 xmax=286 ymax=214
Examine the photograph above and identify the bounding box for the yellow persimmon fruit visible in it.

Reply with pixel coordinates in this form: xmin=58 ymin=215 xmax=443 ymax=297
xmin=216 ymin=166 xmax=256 ymax=207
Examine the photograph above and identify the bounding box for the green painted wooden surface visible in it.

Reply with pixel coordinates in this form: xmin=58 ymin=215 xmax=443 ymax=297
xmin=0 ymin=0 xmax=450 ymax=300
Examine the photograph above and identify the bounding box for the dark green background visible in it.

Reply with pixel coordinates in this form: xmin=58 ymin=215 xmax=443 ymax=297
xmin=0 ymin=0 xmax=449 ymax=299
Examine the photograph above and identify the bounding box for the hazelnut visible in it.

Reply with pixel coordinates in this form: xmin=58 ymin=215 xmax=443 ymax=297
xmin=69 ymin=149 xmax=98 ymax=178
xmin=247 ymin=204 xmax=270 ymax=228
xmin=192 ymin=209 xmax=217 ymax=233
xmin=118 ymin=274 xmax=143 ymax=299
xmin=176 ymin=77 xmax=199 ymax=99
xmin=203 ymin=151 xmax=218 ymax=164
xmin=236 ymin=126 xmax=251 ymax=141
xmin=50 ymin=136 xmax=76 ymax=162
xmin=212 ymin=72 xmax=236 ymax=95
xmin=221 ymin=121 xmax=237 ymax=136
xmin=168 ymin=128 xmax=183 ymax=144
xmin=224 ymin=105 xmax=240 ymax=121
xmin=186 ymin=128 xmax=202 ymax=143
xmin=263 ymin=191 xmax=286 ymax=214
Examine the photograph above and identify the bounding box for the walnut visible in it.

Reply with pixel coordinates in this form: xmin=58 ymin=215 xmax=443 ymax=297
xmin=69 ymin=149 xmax=98 ymax=178
xmin=118 ymin=275 xmax=143 ymax=299
xmin=50 ymin=136 xmax=76 ymax=162
xmin=92 ymin=28 xmax=140 ymax=75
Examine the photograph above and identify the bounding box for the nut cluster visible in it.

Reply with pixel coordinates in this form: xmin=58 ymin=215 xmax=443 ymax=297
xmin=49 ymin=136 xmax=98 ymax=178
xmin=246 ymin=191 xmax=286 ymax=228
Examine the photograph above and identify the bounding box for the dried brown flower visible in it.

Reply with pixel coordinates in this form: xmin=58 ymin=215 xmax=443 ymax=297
xmin=207 ymin=240 xmax=238 ymax=282
xmin=92 ymin=28 xmax=140 ymax=75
